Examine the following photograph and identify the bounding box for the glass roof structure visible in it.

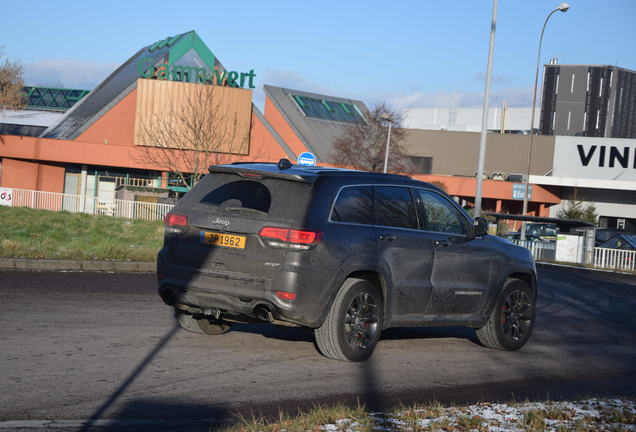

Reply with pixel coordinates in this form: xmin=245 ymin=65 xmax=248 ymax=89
xmin=24 ymin=87 xmax=89 ymax=111
xmin=42 ymin=31 xmax=220 ymax=140
xmin=291 ymin=94 xmax=365 ymax=124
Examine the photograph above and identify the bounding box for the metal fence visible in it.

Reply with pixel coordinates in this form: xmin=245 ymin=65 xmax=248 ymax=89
xmin=7 ymin=188 xmax=174 ymax=221
xmin=510 ymin=238 xmax=635 ymax=273
xmin=594 ymin=247 xmax=636 ymax=272
xmin=509 ymin=240 xmax=557 ymax=261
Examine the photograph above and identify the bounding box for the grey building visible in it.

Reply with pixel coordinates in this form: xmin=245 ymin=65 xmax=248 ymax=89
xmin=403 ymin=129 xmax=554 ymax=178
xmin=540 ymin=63 xmax=636 ymax=138
xmin=263 ymin=85 xmax=369 ymax=163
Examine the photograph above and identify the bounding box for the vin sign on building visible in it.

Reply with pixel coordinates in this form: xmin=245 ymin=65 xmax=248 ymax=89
xmin=530 ymin=136 xmax=636 ymax=232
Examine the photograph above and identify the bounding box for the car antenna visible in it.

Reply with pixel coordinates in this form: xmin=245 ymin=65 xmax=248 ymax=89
xmin=278 ymin=158 xmax=292 ymax=170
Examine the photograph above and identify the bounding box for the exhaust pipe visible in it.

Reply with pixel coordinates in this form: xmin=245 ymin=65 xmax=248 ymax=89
xmin=253 ymin=304 xmax=273 ymax=322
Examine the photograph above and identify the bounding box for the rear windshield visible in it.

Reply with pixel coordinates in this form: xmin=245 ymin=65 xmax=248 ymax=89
xmin=181 ymin=173 xmax=311 ymax=221
xmin=200 ymin=180 xmax=272 ymax=213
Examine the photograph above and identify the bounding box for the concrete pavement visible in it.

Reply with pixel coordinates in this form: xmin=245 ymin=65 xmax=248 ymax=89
xmin=1 ymin=267 xmax=635 ymax=427
xmin=0 ymin=257 xmax=155 ymax=272
xmin=0 ymin=256 xmax=629 ymax=276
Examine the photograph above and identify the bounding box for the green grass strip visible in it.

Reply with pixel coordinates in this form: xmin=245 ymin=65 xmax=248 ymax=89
xmin=0 ymin=207 xmax=163 ymax=261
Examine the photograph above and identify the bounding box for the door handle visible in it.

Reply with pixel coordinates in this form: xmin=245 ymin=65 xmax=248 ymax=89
xmin=379 ymin=234 xmax=396 ymax=241
xmin=434 ymin=239 xmax=451 ymax=247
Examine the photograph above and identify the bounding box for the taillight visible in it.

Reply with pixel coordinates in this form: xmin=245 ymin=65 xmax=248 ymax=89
xmin=275 ymin=291 xmax=297 ymax=301
xmin=164 ymin=213 xmax=188 ymax=234
xmin=259 ymin=227 xmax=320 ymax=250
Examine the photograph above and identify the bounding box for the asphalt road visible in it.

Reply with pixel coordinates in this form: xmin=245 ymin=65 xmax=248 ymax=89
xmin=1 ymin=266 xmax=635 ymax=430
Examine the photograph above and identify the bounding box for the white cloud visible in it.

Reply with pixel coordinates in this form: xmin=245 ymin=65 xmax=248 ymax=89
xmin=23 ymin=59 xmax=119 ymax=90
xmin=261 ymin=70 xmax=336 ymax=95
xmin=473 ymin=73 xmax=511 ymax=85
xmin=387 ymin=87 xmax=533 ymax=109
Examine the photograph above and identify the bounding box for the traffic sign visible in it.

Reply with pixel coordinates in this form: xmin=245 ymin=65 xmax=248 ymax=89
xmin=297 ymin=152 xmax=316 ymax=166
xmin=512 ymin=184 xmax=532 ymax=200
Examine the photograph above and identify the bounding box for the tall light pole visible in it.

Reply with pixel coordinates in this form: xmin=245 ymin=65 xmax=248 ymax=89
xmin=520 ymin=2 xmax=570 ymax=241
xmin=474 ymin=0 xmax=499 ymax=218
xmin=381 ymin=114 xmax=394 ymax=173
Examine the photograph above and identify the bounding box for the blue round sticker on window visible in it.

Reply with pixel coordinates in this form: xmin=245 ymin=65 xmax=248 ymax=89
xmin=297 ymin=152 xmax=316 ymax=166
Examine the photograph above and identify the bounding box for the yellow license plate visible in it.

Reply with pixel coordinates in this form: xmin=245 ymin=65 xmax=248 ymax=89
xmin=201 ymin=232 xmax=246 ymax=249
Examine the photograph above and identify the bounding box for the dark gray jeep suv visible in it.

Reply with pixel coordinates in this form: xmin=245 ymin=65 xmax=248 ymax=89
xmin=157 ymin=160 xmax=537 ymax=361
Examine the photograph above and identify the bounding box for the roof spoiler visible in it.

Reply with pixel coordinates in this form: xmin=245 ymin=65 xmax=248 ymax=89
xmin=208 ymin=164 xmax=316 ymax=183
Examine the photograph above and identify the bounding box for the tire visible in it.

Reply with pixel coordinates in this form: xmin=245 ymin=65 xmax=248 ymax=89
xmin=476 ymin=278 xmax=535 ymax=351
xmin=176 ymin=311 xmax=232 ymax=335
xmin=315 ymin=278 xmax=383 ymax=362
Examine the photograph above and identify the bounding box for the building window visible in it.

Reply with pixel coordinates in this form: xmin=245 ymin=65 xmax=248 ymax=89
xmin=408 ymin=156 xmax=432 ymax=174
xmin=617 ymin=218 xmax=626 ymax=229
xmin=292 ymin=95 xmax=305 ymax=107
xmin=609 ymin=70 xmax=614 ymax=88
xmin=596 ymin=109 xmax=600 ymax=129
xmin=321 ymin=100 xmax=335 ymax=113
xmin=552 ymin=111 xmax=556 ymax=130
xmin=599 ymin=78 xmax=603 ymax=97
xmin=567 ymin=111 xmax=571 ymax=130
xmin=555 ymin=74 xmax=559 ymax=94
xmin=586 ymin=72 xmax=590 ymax=92
xmin=290 ymin=93 xmax=365 ymax=124
xmin=571 ymin=74 xmax=575 ymax=93
xmin=583 ymin=111 xmax=587 ymax=129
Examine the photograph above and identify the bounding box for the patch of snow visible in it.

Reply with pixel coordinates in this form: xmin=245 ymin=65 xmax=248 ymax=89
xmin=319 ymin=398 xmax=635 ymax=432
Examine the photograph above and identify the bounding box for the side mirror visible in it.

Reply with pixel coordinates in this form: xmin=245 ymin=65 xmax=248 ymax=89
xmin=473 ymin=217 xmax=489 ymax=237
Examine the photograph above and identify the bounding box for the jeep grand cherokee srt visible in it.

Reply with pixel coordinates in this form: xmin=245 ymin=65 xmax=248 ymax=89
xmin=157 ymin=160 xmax=537 ymax=361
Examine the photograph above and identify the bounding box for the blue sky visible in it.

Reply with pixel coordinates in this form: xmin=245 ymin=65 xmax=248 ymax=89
xmin=2 ymin=0 xmax=635 ymax=110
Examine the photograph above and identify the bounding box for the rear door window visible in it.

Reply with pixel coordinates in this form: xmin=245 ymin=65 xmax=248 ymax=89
xmin=330 ymin=186 xmax=373 ymax=225
xmin=374 ymin=186 xmax=418 ymax=229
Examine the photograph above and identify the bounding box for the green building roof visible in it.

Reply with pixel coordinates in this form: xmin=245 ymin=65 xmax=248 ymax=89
xmin=24 ymin=86 xmax=90 ymax=111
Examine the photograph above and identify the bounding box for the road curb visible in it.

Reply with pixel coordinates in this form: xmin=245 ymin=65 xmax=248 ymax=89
xmin=537 ymin=261 xmax=636 ymax=279
xmin=0 ymin=258 xmax=155 ymax=273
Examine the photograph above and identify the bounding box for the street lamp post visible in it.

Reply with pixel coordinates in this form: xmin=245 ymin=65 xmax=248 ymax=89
xmin=520 ymin=2 xmax=570 ymax=241
xmin=474 ymin=0 xmax=499 ymax=218
xmin=381 ymin=115 xmax=394 ymax=173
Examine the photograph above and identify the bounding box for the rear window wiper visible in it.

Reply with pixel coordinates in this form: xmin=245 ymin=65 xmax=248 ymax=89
xmin=223 ymin=206 xmax=268 ymax=216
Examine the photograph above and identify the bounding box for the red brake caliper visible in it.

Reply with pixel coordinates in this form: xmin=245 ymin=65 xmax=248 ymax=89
xmin=501 ymin=305 xmax=509 ymax=324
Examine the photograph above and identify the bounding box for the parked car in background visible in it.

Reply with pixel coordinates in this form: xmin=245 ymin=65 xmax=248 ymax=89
xmin=526 ymin=223 xmax=557 ymax=241
xmin=501 ymin=223 xmax=557 ymax=243
xmin=598 ymin=233 xmax=636 ymax=251
xmin=157 ymin=160 xmax=538 ymax=361
xmin=595 ymin=228 xmax=633 ymax=247
xmin=500 ymin=232 xmax=543 ymax=242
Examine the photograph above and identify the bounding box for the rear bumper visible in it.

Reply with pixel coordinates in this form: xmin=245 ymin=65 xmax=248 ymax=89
xmin=156 ymin=250 xmax=327 ymax=327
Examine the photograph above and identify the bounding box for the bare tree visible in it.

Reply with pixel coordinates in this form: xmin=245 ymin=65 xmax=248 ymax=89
xmin=135 ymin=82 xmax=251 ymax=189
xmin=331 ymin=102 xmax=413 ymax=173
xmin=0 ymin=48 xmax=25 ymax=111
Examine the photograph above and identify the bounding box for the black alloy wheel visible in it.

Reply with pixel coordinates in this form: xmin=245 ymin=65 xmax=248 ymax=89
xmin=501 ymin=288 xmax=533 ymax=344
xmin=315 ymin=278 xmax=383 ymax=361
xmin=343 ymin=292 xmax=380 ymax=352
xmin=475 ymin=278 xmax=535 ymax=351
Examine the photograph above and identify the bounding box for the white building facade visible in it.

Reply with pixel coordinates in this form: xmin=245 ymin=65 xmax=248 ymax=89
xmin=530 ymin=136 xmax=636 ymax=231
xmin=403 ymin=106 xmax=539 ymax=133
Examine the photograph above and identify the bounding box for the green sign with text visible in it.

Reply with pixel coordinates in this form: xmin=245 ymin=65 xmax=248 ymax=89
xmin=137 ymin=57 xmax=255 ymax=89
